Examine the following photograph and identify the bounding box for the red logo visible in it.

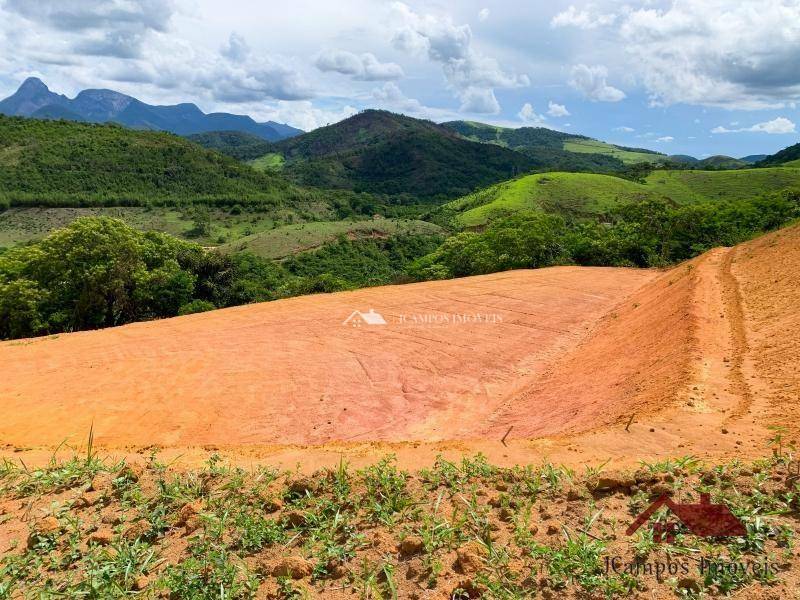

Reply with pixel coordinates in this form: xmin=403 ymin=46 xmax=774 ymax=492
xmin=627 ymin=493 xmax=745 ymax=543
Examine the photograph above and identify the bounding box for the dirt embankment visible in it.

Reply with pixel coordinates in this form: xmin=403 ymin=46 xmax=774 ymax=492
xmin=0 ymin=267 xmax=654 ymax=448
xmin=1 ymin=223 xmax=798 ymax=471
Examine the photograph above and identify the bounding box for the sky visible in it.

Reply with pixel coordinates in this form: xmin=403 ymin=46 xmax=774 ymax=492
xmin=1 ymin=0 xmax=799 ymax=158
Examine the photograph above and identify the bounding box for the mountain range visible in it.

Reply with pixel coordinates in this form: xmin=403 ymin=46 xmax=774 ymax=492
xmin=0 ymin=78 xmax=302 ymax=141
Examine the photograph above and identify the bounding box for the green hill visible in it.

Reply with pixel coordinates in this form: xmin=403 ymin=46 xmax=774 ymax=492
xmin=268 ymin=110 xmax=535 ymax=202
xmin=0 ymin=115 xmax=304 ymax=207
xmin=447 ymin=167 xmax=800 ymax=227
xmin=186 ymin=130 xmax=274 ymax=161
xmin=668 ymin=154 xmax=699 ymax=164
xmin=696 ymin=155 xmax=748 ymax=169
xmin=758 ymin=142 xmax=800 ymax=167
xmin=443 ymin=120 xmax=665 ymax=168
xmin=740 ymin=154 xmax=768 ymax=164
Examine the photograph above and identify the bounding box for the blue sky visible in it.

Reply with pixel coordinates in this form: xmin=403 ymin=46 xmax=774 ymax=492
xmin=1 ymin=0 xmax=799 ymax=158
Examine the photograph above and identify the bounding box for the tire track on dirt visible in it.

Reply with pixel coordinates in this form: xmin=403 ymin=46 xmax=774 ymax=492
xmin=720 ymin=246 xmax=753 ymax=420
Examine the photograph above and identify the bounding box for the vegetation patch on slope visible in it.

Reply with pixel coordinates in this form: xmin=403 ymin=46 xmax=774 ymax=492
xmin=413 ymin=193 xmax=799 ymax=279
xmin=186 ymin=131 xmax=274 ymax=161
xmin=220 ymin=218 xmax=443 ymax=259
xmin=563 ymin=139 xmax=665 ymax=164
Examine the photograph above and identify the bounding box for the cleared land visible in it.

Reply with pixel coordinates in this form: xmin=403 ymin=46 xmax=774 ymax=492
xmin=1 ymin=222 xmax=798 ymax=467
xmin=0 ymin=266 xmax=654 ymax=448
xmin=562 ymin=139 xmax=661 ymax=164
xmin=220 ymin=218 xmax=444 ymax=259
xmin=0 ymin=205 xmax=333 ymax=248
xmin=2 ymin=223 xmax=799 ymax=599
xmin=448 ymin=167 xmax=800 ymax=226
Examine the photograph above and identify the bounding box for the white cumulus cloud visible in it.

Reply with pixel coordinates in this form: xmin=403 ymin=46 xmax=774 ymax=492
xmin=391 ymin=2 xmax=528 ymax=114
xmin=551 ymin=5 xmax=616 ymax=30
xmin=614 ymin=126 xmax=635 ymax=132
xmin=711 ymin=117 xmax=796 ymax=134
xmin=315 ymin=49 xmax=403 ymax=81
xmin=546 ymin=101 xmax=570 ymax=117
xmin=478 ymin=8 xmax=490 ymax=22
xmin=619 ymin=0 xmax=800 ymax=109
xmin=569 ymin=64 xmax=625 ymax=102
xmin=518 ymin=102 xmax=547 ymax=125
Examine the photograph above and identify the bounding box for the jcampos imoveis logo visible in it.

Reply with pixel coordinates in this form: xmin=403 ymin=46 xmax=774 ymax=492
xmin=627 ymin=493 xmax=745 ymax=543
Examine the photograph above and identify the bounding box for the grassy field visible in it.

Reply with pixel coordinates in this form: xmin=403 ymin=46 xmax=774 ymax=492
xmin=249 ymin=153 xmax=285 ymax=172
xmin=0 ymin=204 xmax=334 ymax=248
xmin=448 ymin=173 xmax=652 ymax=227
xmin=219 ymin=218 xmax=445 ymax=259
xmin=563 ymin=139 xmax=664 ymax=164
xmin=0 ymin=448 xmax=796 ymax=598
xmin=448 ymin=167 xmax=800 ymax=227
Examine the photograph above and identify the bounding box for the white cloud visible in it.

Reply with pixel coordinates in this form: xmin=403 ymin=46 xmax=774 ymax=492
xmin=256 ymin=100 xmax=358 ymax=131
xmin=478 ymin=8 xmax=490 ymax=22
xmin=391 ymin=2 xmax=528 ymax=113
xmin=460 ymin=88 xmax=500 ymax=114
xmin=546 ymin=101 xmax=570 ymax=117
xmin=614 ymin=126 xmax=635 ymax=132
xmin=221 ymin=32 xmax=249 ymax=63
xmin=711 ymin=117 xmax=796 ymax=134
xmin=618 ymin=1 xmax=800 ymax=109
xmin=315 ymin=49 xmax=403 ymax=81
xmin=569 ymin=64 xmax=625 ymax=102
xmin=551 ymin=5 xmax=616 ymax=30
xmin=518 ymin=102 xmax=546 ymax=125
xmin=656 ymin=136 xmax=674 ymax=142
xmin=371 ymin=82 xmax=423 ymax=112
xmin=3 ymin=0 xmax=175 ymax=59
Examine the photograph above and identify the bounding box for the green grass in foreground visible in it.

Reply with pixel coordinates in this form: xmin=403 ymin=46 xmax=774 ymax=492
xmin=448 ymin=167 xmax=800 ymax=227
xmin=0 ymin=441 xmax=797 ymax=599
xmin=220 ymin=218 xmax=444 ymax=259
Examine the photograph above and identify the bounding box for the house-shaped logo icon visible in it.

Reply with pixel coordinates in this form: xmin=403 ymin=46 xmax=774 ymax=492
xmin=627 ymin=493 xmax=745 ymax=543
xmin=342 ymin=309 xmax=387 ymax=327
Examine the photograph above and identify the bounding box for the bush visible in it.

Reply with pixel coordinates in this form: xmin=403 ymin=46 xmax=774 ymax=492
xmin=178 ymin=300 xmax=217 ymax=316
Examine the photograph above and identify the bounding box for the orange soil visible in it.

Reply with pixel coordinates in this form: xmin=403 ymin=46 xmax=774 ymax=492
xmin=1 ymin=223 xmax=798 ymax=470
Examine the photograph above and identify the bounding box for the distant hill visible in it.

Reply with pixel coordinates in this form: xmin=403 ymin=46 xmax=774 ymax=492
xmin=758 ymin=143 xmax=800 ymax=167
xmin=269 ymin=110 xmax=536 ymax=202
xmin=740 ymin=154 xmax=768 ymax=164
xmin=668 ymin=154 xmax=699 ymax=164
xmin=442 ymin=120 xmax=665 ymax=169
xmin=30 ymin=104 xmax=86 ymax=122
xmin=187 ymin=131 xmax=274 ymax=161
xmin=0 ymin=78 xmax=302 ymax=141
xmin=0 ymin=114 xmax=305 ymax=207
xmin=696 ymin=155 xmax=748 ymax=169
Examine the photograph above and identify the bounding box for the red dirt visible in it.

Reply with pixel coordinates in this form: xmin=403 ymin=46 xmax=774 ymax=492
xmin=1 ymin=223 xmax=799 ymax=470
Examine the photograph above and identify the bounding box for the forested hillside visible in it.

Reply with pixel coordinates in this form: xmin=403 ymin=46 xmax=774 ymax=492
xmin=443 ymin=120 xmax=664 ymax=170
xmin=759 ymin=142 xmax=800 ymax=167
xmin=0 ymin=115 xmax=303 ymax=207
xmin=270 ymin=110 xmax=536 ymax=202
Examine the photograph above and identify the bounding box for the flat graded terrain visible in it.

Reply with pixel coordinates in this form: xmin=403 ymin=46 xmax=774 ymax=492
xmin=0 ymin=266 xmax=654 ymax=448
